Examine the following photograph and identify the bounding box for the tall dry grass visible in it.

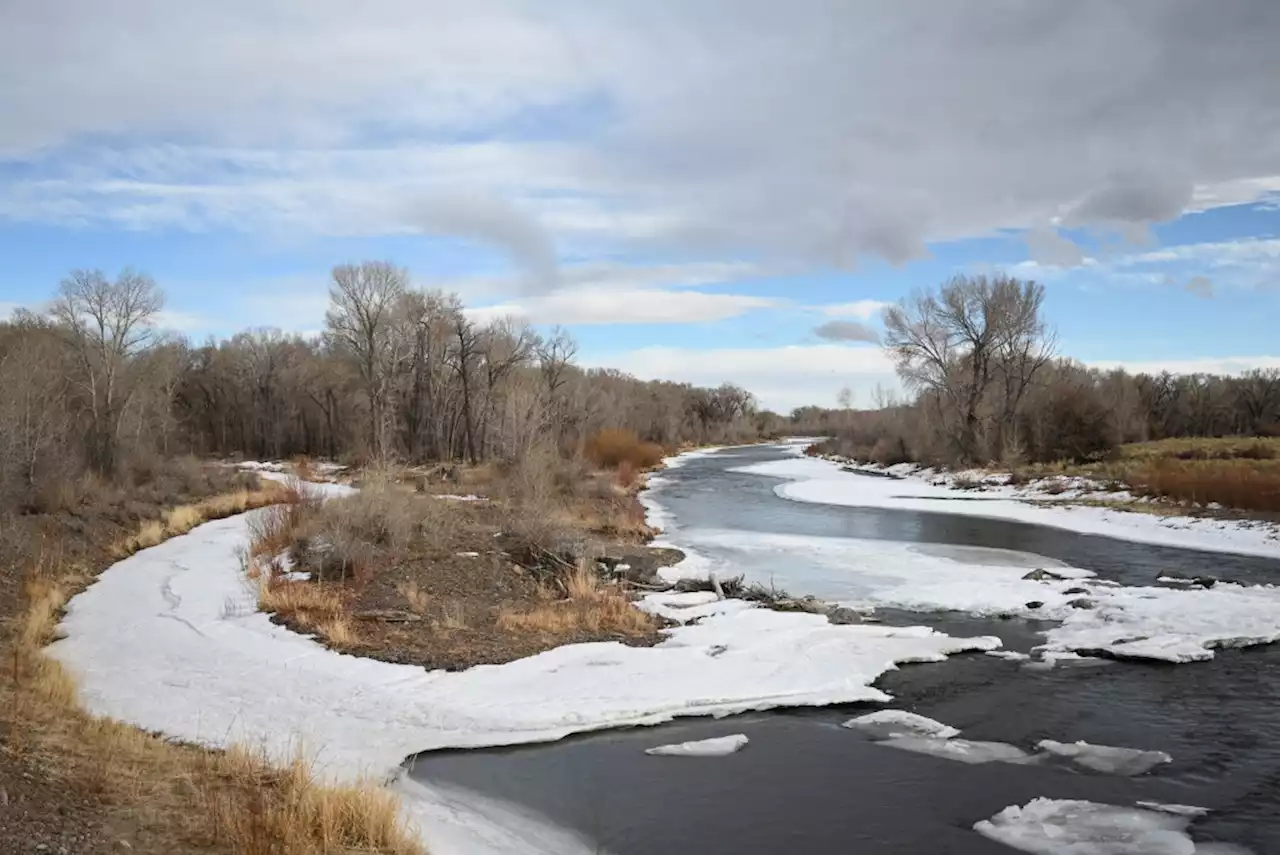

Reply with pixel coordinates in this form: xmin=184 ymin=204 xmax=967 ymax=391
xmin=3 ymin=485 xmax=423 ymax=855
xmin=497 ymin=559 xmax=657 ymax=637
xmin=1123 ymin=459 xmax=1280 ymax=512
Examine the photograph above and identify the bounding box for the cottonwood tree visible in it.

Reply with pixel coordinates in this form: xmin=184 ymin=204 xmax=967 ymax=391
xmin=51 ymin=268 xmax=164 ymax=473
xmin=883 ymin=274 xmax=1052 ymax=463
xmin=325 ymin=261 xmax=408 ymax=461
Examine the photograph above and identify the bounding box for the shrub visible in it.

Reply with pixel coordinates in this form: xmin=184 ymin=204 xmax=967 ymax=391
xmin=584 ymin=429 xmax=665 ymax=471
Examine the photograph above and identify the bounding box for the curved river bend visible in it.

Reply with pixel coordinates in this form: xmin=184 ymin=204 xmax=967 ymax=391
xmin=408 ymin=444 xmax=1280 ymax=854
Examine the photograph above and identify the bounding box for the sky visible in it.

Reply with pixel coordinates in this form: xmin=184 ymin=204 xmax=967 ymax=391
xmin=2 ymin=1 xmax=1280 ymax=413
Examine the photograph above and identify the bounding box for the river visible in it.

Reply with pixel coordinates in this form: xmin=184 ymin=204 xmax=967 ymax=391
xmin=406 ymin=444 xmax=1280 ymax=854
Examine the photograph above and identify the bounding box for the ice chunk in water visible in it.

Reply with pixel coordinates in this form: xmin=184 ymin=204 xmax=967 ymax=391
xmin=1038 ymin=739 xmax=1172 ymax=776
xmin=1136 ymin=801 xmax=1209 ymax=818
xmin=841 ymin=710 xmax=961 ymax=740
xmin=878 ymin=736 xmax=1033 ymax=764
xmin=645 ymin=734 xmax=748 ymax=757
xmin=975 ymin=798 xmax=1248 ymax=855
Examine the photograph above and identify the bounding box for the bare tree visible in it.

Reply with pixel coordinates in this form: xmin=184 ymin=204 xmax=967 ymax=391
xmin=325 ymin=261 xmax=408 ymax=461
xmin=884 ymin=274 xmax=1051 ymax=463
xmin=51 ymin=268 xmax=163 ymax=473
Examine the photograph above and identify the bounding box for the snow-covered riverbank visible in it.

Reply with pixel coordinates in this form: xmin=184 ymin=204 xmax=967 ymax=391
xmin=745 ymin=452 xmax=1280 ymax=558
xmin=45 ymin=472 xmax=999 ymax=853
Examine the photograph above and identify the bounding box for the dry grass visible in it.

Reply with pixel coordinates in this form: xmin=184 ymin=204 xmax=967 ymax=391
xmin=116 ymin=483 xmax=291 ymax=557
xmin=396 ymin=580 xmax=430 ymax=614
xmin=1121 ymin=459 xmax=1280 ymax=513
xmin=498 ymin=560 xmax=657 ymax=637
xmin=1116 ymin=436 xmax=1280 ymax=462
xmin=435 ymin=601 xmax=469 ymax=631
xmin=3 ymin=486 xmax=422 ymax=855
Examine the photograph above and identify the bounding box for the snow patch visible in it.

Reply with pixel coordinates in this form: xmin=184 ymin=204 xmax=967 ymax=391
xmin=841 ymin=710 xmax=961 ymax=740
xmin=1136 ymin=801 xmax=1210 ymax=818
xmin=644 ymin=734 xmax=748 ymax=757
xmin=1037 ymin=740 xmax=1172 ymax=776
xmin=435 ymin=494 xmax=487 ymax=502
xmin=975 ymin=798 xmax=1246 ymax=855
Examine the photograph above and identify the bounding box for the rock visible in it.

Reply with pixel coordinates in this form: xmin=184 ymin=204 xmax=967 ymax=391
xmin=1193 ymin=576 xmax=1217 ymax=588
xmin=824 ymin=606 xmax=863 ymax=625
xmin=1068 ymin=598 xmax=1096 ymax=610
xmin=1025 ymin=601 xmax=1044 ymax=609
xmin=1063 ymin=587 xmax=1089 ymax=595
xmin=1022 ymin=568 xmax=1066 ymax=582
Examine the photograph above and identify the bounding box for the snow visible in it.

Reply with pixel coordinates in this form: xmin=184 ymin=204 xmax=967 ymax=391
xmin=737 ymin=454 xmax=1280 ymax=559
xmin=877 ymin=736 xmax=1034 ymax=765
xmin=45 ymin=509 xmax=999 ymax=788
xmin=635 ymin=590 xmax=757 ymax=623
xmin=1037 ymin=740 xmax=1172 ymax=776
xmin=975 ymin=798 xmax=1247 ymax=855
xmin=644 ymin=733 xmax=749 ymax=756
xmin=986 ymin=650 xmax=1033 ymax=661
xmin=841 ymin=710 xmax=960 ymax=740
xmin=435 ymin=494 xmax=487 ymax=502
xmin=649 ymin=478 xmax=1280 ymax=663
xmin=394 ymin=778 xmax=603 ymax=855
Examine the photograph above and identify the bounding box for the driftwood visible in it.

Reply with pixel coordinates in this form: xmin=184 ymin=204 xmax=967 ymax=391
xmin=353 ymin=609 xmax=425 ymax=623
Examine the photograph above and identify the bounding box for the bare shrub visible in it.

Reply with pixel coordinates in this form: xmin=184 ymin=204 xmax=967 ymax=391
xmin=584 ymin=429 xmax=665 ymax=470
xmin=396 ymin=580 xmax=430 ymax=614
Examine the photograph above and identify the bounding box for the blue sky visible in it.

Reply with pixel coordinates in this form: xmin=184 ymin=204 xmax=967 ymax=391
xmin=2 ymin=2 xmax=1279 ymax=412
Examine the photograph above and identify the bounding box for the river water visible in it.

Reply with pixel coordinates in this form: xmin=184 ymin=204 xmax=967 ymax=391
xmin=407 ymin=444 xmax=1280 ymax=854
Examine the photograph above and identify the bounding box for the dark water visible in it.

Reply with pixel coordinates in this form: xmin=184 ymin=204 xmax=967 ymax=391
xmin=406 ymin=444 xmax=1280 ymax=854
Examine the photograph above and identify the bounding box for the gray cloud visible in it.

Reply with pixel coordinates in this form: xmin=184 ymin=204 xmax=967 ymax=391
xmin=1025 ymin=227 xmax=1085 ymax=268
xmin=813 ymin=320 xmax=880 ymax=343
xmin=1185 ymin=275 xmax=1215 ymax=298
xmin=4 ymin=2 xmax=1280 ymax=268
xmin=413 ymin=192 xmax=558 ymax=292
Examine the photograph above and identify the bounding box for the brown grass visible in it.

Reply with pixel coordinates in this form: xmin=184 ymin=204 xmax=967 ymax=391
xmin=3 ymin=486 xmax=422 ymax=855
xmin=1121 ymin=459 xmax=1280 ymax=512
xmin=396 ymin=580 xmax=430 ymax=614
xmin=116 ymin=483 xmax=292 ymax=557
xmin=497 ymin=560 xmax=657 ymax=637
xmin=584 ymin=428 xmax=665 ymax=471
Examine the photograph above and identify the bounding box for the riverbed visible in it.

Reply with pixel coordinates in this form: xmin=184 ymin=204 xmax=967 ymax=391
xmin=407 ymin=443 xmax=1280 ymax=854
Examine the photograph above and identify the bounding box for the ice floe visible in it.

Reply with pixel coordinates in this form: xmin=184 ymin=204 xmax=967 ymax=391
xmin=1037 ymin=739 xmax=1172 ymax=776
xmin=878 ymin=736 xmax=1034 ymax=765
xmin=841 ymin=710 xmax=960 ymax=740
xmin=645 ymin=734 xmax=749 ymax=756
xmin=1136 ymin=801 xmax=1210 ymax=818
xmin=975 ymin=798 xmax=1246 ymax=855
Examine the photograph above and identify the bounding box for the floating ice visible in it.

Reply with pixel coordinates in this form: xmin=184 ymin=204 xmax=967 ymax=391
xmin=645 ymin=734 xmax=748 ymax=757
xmin=975 ymin=798 xmax=1247 ymax=855
xmin=877 ymin=736 xmax=1034 ymax=765
xmin=986 ymin=650 xmax=1033 ymax=661
xmin=841 ymin=710 xmax=961 ymax=740
xmin=1037 ymin=739 xmax=1172 ymax=776
xmin=1136 ymin=801 xmax=1210 ymax=818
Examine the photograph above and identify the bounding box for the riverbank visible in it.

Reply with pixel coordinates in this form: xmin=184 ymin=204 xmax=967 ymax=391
xmin=774 ymin=447 xmax=1280 ymax=559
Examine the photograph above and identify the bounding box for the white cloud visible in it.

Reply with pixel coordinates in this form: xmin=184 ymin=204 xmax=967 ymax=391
xmin=5 ymin=3 xmax=1280 ymax=270
xmin=467 ymin=288 xmax=781 ymax=326
xmin=1087 ymin=356 xmax=1280 ymax=376
xmin=817 ymin=299 xmax=890 ymax=320
xmin=585 ymin=343 xmax=897 ymax=412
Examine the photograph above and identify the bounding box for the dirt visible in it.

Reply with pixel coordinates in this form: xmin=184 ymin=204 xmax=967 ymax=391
xmin=274 ymin=481 xmax=686 ymax=671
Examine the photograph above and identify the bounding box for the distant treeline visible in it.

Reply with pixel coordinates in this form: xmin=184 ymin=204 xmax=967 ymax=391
xmin=0 ymin=262 xmax=763 ymax=512
xmin=789 ymin=274 xmax=1280 ymax=467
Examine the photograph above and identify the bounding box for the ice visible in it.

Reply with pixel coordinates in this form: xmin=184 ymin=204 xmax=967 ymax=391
xmin=644 ymin=733 xmax=748 ymax=756
xmin=1136 ymin=802 xmax=1210 ymax=818
xmin=1037 ymin=740 xmax=1172 ymax=776
xmin=986 ymin=650 xmax=1033 ymax=661
xmin=394 ymin=777 xmax=604 ymax=855
xmin=46 ymin=511 xmax=999 ymax=788
xmin=841 ymin=710 xmax=961 ymax=740
xmin=877 ymin=735 xmax=1034 ymax=764
xmin=738 ymin=454 xmax=1280 ymax=559
xmin=1041 ymin=583 xmax=1280 ymax=663
xmin=974 ymin=798 xmax=1244 ymax=855
xmin=647 ymin=506 xmax=1280 ymax=664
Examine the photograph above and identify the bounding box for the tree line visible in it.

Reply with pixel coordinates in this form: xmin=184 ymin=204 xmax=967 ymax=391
xmin=796 ymin=273 xmax=1280 ymax=466
xmin=0 ymin=262 xmax=762 ymax=511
